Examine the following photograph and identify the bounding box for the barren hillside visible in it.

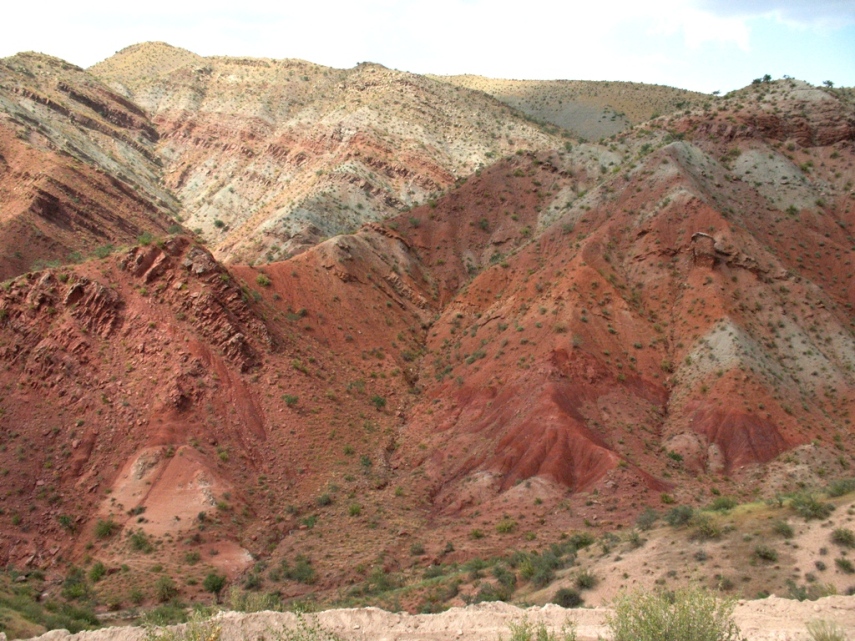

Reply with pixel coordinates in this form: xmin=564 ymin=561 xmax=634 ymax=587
xmin=432 ymin=75 xmax=710 ymax=141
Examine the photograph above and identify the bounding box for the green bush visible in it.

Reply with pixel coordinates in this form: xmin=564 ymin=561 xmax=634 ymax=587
xmin=636 ymin=508 xmax=659 ymax=531
xmin=790 ymin=493 xmax=834 ymax=520
xmin=553 ymin=587 xmax=583 ymax=608
xmin=707 ymin=496 xmax=737 ymax=512
xmin=664 ymin=506 xmax=694 ymax=527
xmin=95 ymin=518 xmax=118 ymax=539
xmin=203 ymin=572 xmax=227 ymax=602
xmin=256 ymin=273 xmax=271 ymax=287
xmin=772 ymin=520 xmax=794 ymax=538
xmin=280 ymin=555 xmax=316 ymax=584
xmin=88 ymin=562 xmax=106 ymax=582
xmin=144 ymin=611 xmax=221 ymax=641
xmin=129 ymin=529 xmax=154 ymax=552
xmin=826 ymin=478 xmax=855 ymax=498
xmin=154 ymin=575 xmax=178 ymax=602
xmin=830 ymin=528 xmax=855 ymax=548
xmin=607 ymin=587 xmax=741 ymax=641
xmin=754 ymin=545 xmax=778 ymax=562
xmin=575 ymin=570 xmax=597 ymax=590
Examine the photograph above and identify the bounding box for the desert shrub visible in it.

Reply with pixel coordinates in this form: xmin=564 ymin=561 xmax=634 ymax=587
xmin=143 ymin=611 xmax=218 ymax=641
xmin=826 ymin=478 xmax=855 ymax=498
xmin=410 ymin=542 xmax=425 ymax=556
xmin=61 ymin=567 xmax=89 ymax=600
xmin=141 ymin=602 xmax=187 ymax=626
xmin=502 ymin=618 xmax=577 ymax=641
xmin=496 ymin=518 xmax=518 ymax=534
xmin=88 ymin=562 xmax=106 ymax=582
xmin=636 ymin=508 xmax=659 ymax=531
xmin=834 ymin=558 xmax=854 ymax=574
xmin=94 ymin=518 xmax=118 ymax=539
xmin=664 ymin=505 xmax=694 ymax=527
xmin=575 ymin=570 xmax=597 ymax=590
xmin=691 ymin=514 xmax=722 ymax=541
xmin=830 ymin=528 xmax=855 ymax=548
xmin=130 ymin=529 xmax=154 ymax=553
xmin=226 ymin=586 xmax=281 ymax=613
xmin=553 ymin=587 xmax=583 ymax=608
xmin=316 ymin=493 xmax=332 ymax=507
xmin=607 ymin=586 xmax=741 ymax=641
xmin=806 ymin=619 xmax=848 ymax=641
xmin=494 ymin=564 xmax=517 ymax=590
xmin=754 ymin=545 xmax=778 ymax=562
xmin=772 ymin=520 xmax=794 ymax=538
xmin=280 ymin=555 xmax=316 ymax=584
xmin=154 ymin=575 xmax=178 ymax=602
xmin=707 ymin=496 xmax=737 ymax=512
xmin=273 ymin=613 xmax=344 ymax=641
xmin=790 ymin=493 xmax=834 ymax=520
xmin=255 ymin=273 xmax=271 ymax=287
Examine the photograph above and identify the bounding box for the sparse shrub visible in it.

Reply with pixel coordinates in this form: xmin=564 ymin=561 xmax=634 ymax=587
xmin=826 ymin=478 xmax=855 ymax=498
xmin=554 ymin=587 xmax=583 ymax=608
xmin=280 ymin=555 xmax=316 ymax=584
xmin=607 ymin=586 xmax=741 ymax=641
xmin=806 ymin=619 xmax=848 ymax=641
xmin=636 ymin=508 xmax=658 ymax=531
xmin=834 ymin=558 xmax=854 ymax=574
xmin=790 ymin=493 xmax=834 ymax=520
xmin=130 ymin=529 xmax=154 ymax=552
xmin=144 ymin=611 xmax=219 ymax=641
xmin=370 ymin=395 xmax=386 ymax=410
xmin=255 ymin=273 xmax=271 ymax=287
xmin=496 ymin=517 xmax=517 ymax=534
xmin=138 ymin=232 xmax=154 ymax=246
xmin=575 ymin=570 xmax=597 ymax=590
xmin=348 ymin=503 xmax=362 ymax=516
xmin=754 ymin=545 xmax=778 ymax=562
xmin=276 ymin=613 xmax=344 ymax=641
xmin=88 ymin=562 xmax=106 ymax=582
xmin=772 ymin=520 xmax=794 ymax=538
xmin=154 ymin=575 xmax=178 ymax=602
xmin=665 ymin=505 xmax=694 ymax=527
xmin=831 ymin=528 xmax=855 ymax=548
xmin=502 ymin=618 xmax=577 ymax=641
xmin=707 ymin=496 xmax=737 ymax=512
xmin=316 ymin=493 xmax=332 ymax=507
xmin=691 ymin=514 xmax=722 ymax=541
xmin=95 ymin=518 xmax=118 ymax=539
xmin=410 ymin=542 xmax=425 ymax=556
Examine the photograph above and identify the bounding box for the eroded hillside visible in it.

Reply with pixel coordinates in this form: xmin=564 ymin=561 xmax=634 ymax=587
xmin=90 ymin=43 xmax=564 ymax=265
xmin=0 ymin=47 xmax=853 ymax=630
xmin=0 ymin=53 xmax=179 ymax=279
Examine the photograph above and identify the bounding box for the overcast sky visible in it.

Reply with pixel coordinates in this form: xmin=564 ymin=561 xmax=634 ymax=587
xmin=2 ymin=0 xmax=853 ymax=93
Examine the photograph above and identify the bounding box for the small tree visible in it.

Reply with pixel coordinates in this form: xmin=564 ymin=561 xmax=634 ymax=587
xmin=203 ymin=572 xmax=227 ymax=603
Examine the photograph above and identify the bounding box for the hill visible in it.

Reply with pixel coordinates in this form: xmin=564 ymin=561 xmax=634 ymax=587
xmin=0 ymin=52 xmax=179 ymax=280
xmin=431 ymin=75 xmax=710 ymax=141
xmin=0 ymin=44 xmax=853 ymax=631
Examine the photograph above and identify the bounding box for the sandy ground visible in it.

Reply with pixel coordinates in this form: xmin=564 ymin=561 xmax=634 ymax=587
xmin=22 ymin=596 xmax=855 ymax=641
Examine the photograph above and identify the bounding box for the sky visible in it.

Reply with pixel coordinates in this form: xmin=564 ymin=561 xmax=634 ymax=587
xmin=2 ymin=0 xmax=853 ymax=93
